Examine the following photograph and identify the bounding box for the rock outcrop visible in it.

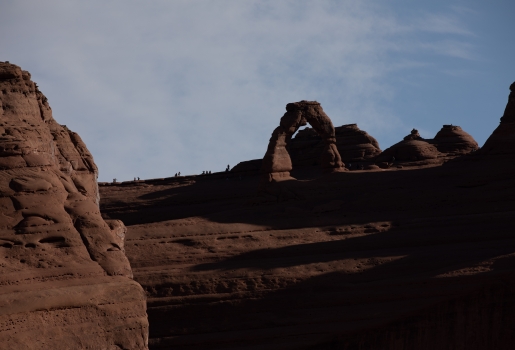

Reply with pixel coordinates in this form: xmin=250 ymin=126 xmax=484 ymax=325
xmin=376 ymin=129 xmax=440 ymax=163
xmin=0 ymin=62 xmax=148 ymax=349
xmin=376 ymin=126 xmax=478 ymax=164
xmin=481 ymin=82 xmax=515 ymax=154
xmin=432 ymin=125 xmax=478 ymax=155
xmin=288 ymin=123 xmax=381 ymax=167
xmin=261 ymin=101 xmax=344 ymax=183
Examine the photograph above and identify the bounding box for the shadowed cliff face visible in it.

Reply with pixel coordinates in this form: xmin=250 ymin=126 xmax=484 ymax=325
xmin=482 ymin=82 xmax=515 ymax=154
xmin=97 ymin=82 xmax=515 ymax=350
xmin=0 ymin=62 xmax=148 ymax=349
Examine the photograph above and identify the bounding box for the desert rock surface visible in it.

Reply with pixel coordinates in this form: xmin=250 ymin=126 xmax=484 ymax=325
xmin=99 ymin=83 xmax=515 ymax=349
xmin=0 ymin=62 xmax=148 ymax=349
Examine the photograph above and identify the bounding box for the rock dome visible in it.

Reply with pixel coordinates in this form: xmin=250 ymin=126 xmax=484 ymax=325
xmin=432 ymin=125 xmax=478 ymax=155
xmin=376 ymin=129 xmax=440 ymax=163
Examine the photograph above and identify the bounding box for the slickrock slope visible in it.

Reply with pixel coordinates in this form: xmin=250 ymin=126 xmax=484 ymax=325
xmin=99 ymin=83 xmax=515 ymax=349
xmin=0 ymin=62 xmax=148 ymax=349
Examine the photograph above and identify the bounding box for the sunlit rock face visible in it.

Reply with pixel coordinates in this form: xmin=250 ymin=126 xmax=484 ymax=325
xmin=0 ymin=62 xmax=148 ymax=349
xmin=481 ymin=82 xmax=515 ymax=154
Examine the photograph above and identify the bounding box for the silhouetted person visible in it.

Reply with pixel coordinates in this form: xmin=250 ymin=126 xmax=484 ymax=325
xmin=113 ymin=178 xmax=117 ymax=183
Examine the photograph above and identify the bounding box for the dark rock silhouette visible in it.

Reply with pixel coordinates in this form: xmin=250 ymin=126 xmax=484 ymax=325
xmin=261 ymin=101 xmax=344 ymax=183
xmin=289 ymin=123 xmax=381 ymax=167
xmin=481 ymin=82 xmax=515 ymax=154
xmin=0 ymin=62 xmax=148 ymax=349
xmin=376 ymin=126 xmax=478 ymax=164
xmin=376 ymin=129 xmax=440 ymax=163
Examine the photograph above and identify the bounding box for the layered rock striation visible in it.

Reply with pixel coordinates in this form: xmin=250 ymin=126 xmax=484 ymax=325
xmin=0 ymin=62 xmax=148 ymax=349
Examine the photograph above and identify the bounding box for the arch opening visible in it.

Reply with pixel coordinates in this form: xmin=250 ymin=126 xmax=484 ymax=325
xmin=261 ymin=100 xmax=345 ymax=183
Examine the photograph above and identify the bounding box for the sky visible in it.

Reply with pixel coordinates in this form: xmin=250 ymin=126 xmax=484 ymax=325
xmin=1 ymin=0 xmax=514 ymax=181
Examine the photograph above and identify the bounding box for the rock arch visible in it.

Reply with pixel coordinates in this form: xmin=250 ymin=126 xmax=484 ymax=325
xmin=261 ymin=101 xmax=344 ymax=182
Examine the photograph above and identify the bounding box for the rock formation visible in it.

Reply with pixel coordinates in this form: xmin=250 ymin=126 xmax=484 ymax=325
xmin=376 ymin=126 xmax=478 ymax=164
xmin=376 ymin=129 xmax=440 ymax=163
xmin=0 ymin=62 xmax=148 ymax=349
xmin=481 ymin=82 xmax=515 ymax=154
xmin=432 ymin=125 xmax=478 ymax=155
xmin=261 ymin=101 xmax=344 ymax=182
xmin=288 ymin=123 xmax=381 ymax=167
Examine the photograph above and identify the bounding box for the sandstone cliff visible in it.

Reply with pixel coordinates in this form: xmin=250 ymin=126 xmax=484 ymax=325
xmin=481 ymin=82 xmax=515 ymax=154
xmin=0 ymin=62 xmax=148 ymax=349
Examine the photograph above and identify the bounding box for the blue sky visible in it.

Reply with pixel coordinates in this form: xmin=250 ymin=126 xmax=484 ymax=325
xmin=1 ymin=0 xmax=514 ymax=181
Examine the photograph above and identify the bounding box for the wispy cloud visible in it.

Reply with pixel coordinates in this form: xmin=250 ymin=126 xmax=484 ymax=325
xmin=0 ymin=1 xmax=476 ymax=181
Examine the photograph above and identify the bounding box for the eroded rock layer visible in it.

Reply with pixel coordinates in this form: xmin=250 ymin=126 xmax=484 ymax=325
xmin=100 ymin=153 xmax=515 ymax=350
xmin=0 ymin=62 xmax=148 ymax=349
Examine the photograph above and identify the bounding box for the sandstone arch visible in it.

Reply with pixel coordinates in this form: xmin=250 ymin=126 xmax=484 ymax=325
xmin=261 ymin=101 xmax=344 ymax=182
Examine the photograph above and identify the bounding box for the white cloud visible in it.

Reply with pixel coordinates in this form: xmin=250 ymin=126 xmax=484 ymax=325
xmin=0 ymin=1 xmax=476 ymax=181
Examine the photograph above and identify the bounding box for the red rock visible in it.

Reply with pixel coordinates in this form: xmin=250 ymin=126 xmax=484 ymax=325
xmin=433 ymin=125 xmax=478 ymax=155
xmin=376 ymin=129 xmax=440 ymax=163
xmin=481 ymin=82 xmax=515 ymax=154
xmin=376 ymin=126 xmax=478 ymax=164
xmin=261 ymin=101 xmax=344 ymax=183
xmin=0 ymin=62 xmax=148 ymax=349
xmin=289 ymin=123 xmax=381 ymax=167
